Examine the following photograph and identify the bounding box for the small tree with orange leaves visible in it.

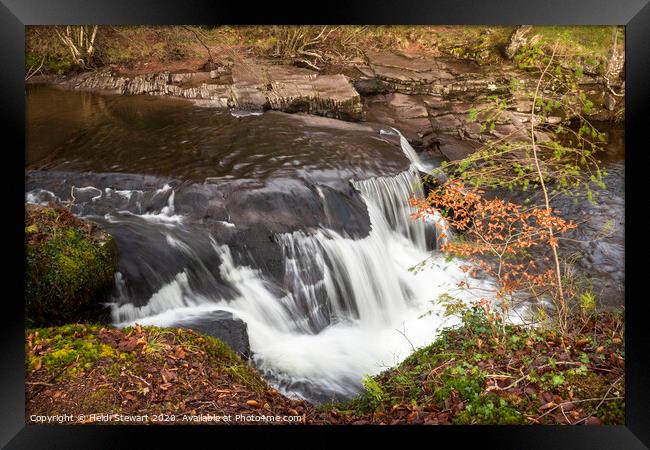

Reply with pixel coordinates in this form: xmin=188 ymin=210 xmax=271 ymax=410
xmin=410 ymin=179 xmax=577 ymax=331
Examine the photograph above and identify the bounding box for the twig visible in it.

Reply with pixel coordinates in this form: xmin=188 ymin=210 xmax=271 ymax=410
xmin=126 ymin=371 xmax=151 ymax=386
xmin=395 ymin=325 xmax=417 ymax=353
xmin=25 ymin=55 xmax=46 ymax=81
xmin=26 ymin=381 xmax=54 ymax=386
xmin=183 ymin=26 xmax=215 ymax=68
xmin=530 ymin=42 xmax=568 ymax=331
xmin=486 ymin=373 xmax=528 ymax=392
xmin=425 ymin=359 xmax=456 ymax=381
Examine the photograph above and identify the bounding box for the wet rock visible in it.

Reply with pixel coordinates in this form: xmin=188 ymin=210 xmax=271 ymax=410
xmin=173 ymin=310 xmax=251 ymax=357
xmin=436 ymin=135 xmax=481 ymax=161
xmin=223 ymin=178 xmax=369 ymax=237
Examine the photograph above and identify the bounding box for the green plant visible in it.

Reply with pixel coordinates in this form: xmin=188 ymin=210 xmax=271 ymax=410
xmin=579 ymin=291 xmax=597 ymax=314
xmin=454 ymin=394 xmax=525 ymax=424
xmin=361 ymin=375 xmax=386 ymax=410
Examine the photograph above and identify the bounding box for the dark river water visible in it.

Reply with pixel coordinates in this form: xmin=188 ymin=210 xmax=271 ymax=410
xmin=26 ymin=84 xmax=409 ymax=185
xmin=25 ymin=84 xmax=625 ymax=402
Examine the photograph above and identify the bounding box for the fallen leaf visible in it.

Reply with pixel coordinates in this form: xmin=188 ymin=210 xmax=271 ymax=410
xmin=561 ymin=402 xmax=575 ymax=411
xmin=161 ymin=368 xmax=177 ymax=383
xmin=118 ymin=338 xmax=139 ymax=352
xmin=539 ymin=401 xmax=556 ymax=411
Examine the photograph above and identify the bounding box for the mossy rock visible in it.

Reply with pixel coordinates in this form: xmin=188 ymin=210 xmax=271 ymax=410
xmin=25 ymin=204 xmax=118 ymax=327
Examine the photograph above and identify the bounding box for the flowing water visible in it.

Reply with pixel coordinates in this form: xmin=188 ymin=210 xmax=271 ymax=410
xmin=25 ymin=85 xmax=623 ymax=402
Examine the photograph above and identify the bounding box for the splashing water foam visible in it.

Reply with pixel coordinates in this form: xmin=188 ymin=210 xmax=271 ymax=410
xmin=109 ymin=162 xmax=493 ymax=402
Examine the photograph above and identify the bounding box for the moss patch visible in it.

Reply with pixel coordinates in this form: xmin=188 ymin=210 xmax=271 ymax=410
xmin=25 ymin=204 xmax=118 ymax=327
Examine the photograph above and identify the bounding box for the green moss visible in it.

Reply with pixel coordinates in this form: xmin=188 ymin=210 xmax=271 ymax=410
xmin=433 ymin=365 xmax=486 ymax=405
xmin=26 ymin=324 xmax=115 ymax=376
xmin=453 ymin=394 xmax=525 ymax=424
xmin=79 ymin=386 xmax=119 ymax=412
xmin=25 ymin=205 xmax=118 ymax=327
xmin=597 ymin=399 xmax=625 ymax=424
xmin=27 ymin=324 xmax=269 ymax=403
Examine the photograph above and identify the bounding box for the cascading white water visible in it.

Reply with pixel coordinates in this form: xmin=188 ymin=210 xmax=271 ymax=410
xmin=109 ymin=160 xmax=491 ymax=401
xmin=352 ymin=166 xmax=428 ymax=250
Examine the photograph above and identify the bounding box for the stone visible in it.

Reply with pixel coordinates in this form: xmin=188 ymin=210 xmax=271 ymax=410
xmin=604 ymin=92 xmax=617 ymax=111
xmin=504 ymin=25 xmax=533 ymax=59
xmin=174 ymin=310 xmax=251 ymax=357
xmin=230 ymin=83 xmax=268 ymax=110
xmin=169 ymin=71 xmax=211 ymax=85
xmin=267 ymin=74 xmax=362 ymax=120
xmin=364 ymin=93 xmax=433 ymax=144
xmin=436 ymin=135 xmax=481 ymax=161
xmin=62 ymin=63 xmax=363 ymax=120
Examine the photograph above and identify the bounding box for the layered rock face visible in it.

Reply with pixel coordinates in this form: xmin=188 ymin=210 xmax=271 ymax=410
xmin=59 ymin=50 xmax=623 ymax=163
xmin=61 ymin=63 xmax=363 ymax=121
xmin=350 ymin=52 xmax=622 ymax=160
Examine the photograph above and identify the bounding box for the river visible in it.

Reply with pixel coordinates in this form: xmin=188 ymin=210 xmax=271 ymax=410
xmin=25 ymin=84 xmax=623 ymax=403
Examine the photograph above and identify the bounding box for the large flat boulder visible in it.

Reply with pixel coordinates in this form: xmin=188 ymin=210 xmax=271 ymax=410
xmin=173 ymin=310 xmax=251 ymax=357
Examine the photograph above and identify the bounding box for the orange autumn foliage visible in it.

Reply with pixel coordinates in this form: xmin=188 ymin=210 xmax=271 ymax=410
xmin=410 ymin=179 xmax=577 ymax=298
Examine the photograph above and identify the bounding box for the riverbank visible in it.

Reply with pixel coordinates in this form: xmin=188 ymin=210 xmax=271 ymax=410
xmin=26 ymin=308 xmax=624 ymax=425
xmin=27 ymin=26 xmax=625 ymax=161
xmin=313 ymin=307 xmax=624 ymax=425
xmin=26 ymin=324 xmax=313 ymax=424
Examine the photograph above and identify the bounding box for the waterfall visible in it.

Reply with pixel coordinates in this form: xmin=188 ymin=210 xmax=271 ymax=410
xmin=383 ymin=127 xmax=448 ymax=184
xmin=108 ymin=165 xmax=482 ymax=402
xmin=352 ymin=166 xmax=429 ymax=250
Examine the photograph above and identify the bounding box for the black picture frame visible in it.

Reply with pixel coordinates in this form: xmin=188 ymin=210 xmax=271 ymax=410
xmin=3 ymin=1 xmax=648 ymax=447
